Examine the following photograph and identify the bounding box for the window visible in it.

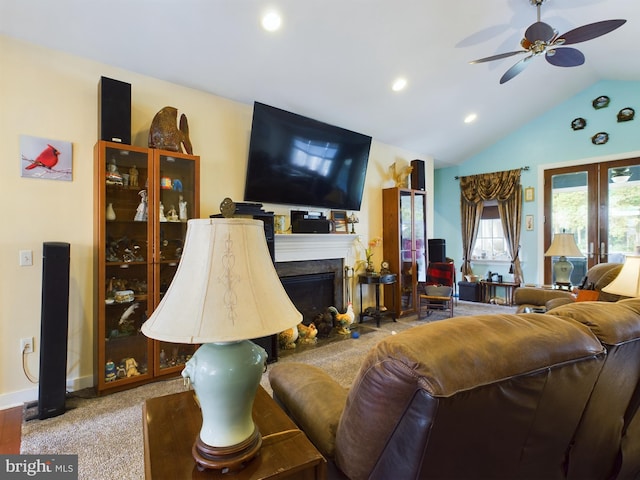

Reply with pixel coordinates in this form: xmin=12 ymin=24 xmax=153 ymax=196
xmin=472 ymin=202 xmax=511 ymax=261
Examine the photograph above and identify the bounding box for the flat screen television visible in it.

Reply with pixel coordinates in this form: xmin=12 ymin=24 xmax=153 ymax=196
xmin=244 ymin=102 xmax=372 ymax=211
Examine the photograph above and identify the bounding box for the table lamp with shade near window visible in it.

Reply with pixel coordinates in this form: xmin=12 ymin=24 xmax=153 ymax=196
xmin=602 ymin=255 xmax=640 ymax=297
xmin=141 ymin=213 xmax=302 ymax=472
xmin=544 ymin=232 xmax=584 ymax=286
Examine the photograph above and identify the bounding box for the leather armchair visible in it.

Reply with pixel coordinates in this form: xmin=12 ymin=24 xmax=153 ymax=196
xmin=269 ymin=299 xmax=640 ymax=479
xmin=514 ymin=262 xmax=623 ymax=313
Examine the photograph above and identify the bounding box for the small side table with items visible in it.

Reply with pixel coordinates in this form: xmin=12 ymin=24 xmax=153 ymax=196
xmin=479 ymin=280 xmax=520 ymax=306
xmin=358 ymin=273 xmax=397 ymax=327
xmin=143 ymin=386 xmax=326 ymax=479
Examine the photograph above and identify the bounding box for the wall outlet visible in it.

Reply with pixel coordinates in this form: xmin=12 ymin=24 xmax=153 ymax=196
xmin=21 ymin=337 xmax=34 ymax=354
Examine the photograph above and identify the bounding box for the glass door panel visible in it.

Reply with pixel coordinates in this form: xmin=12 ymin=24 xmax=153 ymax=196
xmin=102 ymin=145 xmax=153 ymax=384
xmin=400 ymin=191 xmax=414 ymax=311
xmin=604 ymin=164 xmax=640 ymax=262
xmin=414 ymin=192 xmax=426 ymax=283
xmin=155 ymin=152 xmax=199 ymax=373
xmin=544 ymin=158 xmax=640 ymax=285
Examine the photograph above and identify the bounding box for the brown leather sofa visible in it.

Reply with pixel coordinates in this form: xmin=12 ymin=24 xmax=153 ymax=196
xmin=513 ymin=262 xmax=623 ymax=313
xmin=269 ymin=298 xmax=640 ymax=480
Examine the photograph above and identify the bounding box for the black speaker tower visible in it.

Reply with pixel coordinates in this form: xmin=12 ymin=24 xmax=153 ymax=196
xmin=428 ymin=239 xmax=446 ymax=263
xmin=411 ymin=159 xmax=425 ymax=191
xmin=98 ymin=76 xmax=131 ymax=144
xmin=38 ymin=242 xmax=70 ymax=420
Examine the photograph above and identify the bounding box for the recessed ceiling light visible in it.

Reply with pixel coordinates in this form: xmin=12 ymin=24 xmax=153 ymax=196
xmin=392 ymin=77 xmax=407 ymax=92
xmin=261 ymin=11 xmax=282 ymax=32
xmin=464 ymin=113 xmax=478 ymax=124
xmin=391 ymin=78 xmax=407 ymax=92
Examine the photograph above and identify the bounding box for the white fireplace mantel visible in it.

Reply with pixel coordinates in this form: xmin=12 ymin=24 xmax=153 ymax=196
xmin=274 ymin=233 xmax=360 ymax=264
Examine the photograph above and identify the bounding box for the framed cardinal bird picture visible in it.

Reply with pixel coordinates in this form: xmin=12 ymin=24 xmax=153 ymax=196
xmin=20 ymin=135 xmax=72 ymax=181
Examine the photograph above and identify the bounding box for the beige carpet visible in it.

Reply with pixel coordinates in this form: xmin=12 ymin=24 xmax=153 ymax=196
xmin=20 ymin=301 xmax=514 ymax=480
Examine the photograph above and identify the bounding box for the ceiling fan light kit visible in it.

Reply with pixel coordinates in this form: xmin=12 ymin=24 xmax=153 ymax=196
xmin=470 ymin=0 xmax=626 ymax=83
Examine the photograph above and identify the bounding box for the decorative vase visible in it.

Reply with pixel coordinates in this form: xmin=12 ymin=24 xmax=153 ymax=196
xmin=365 ymin=260 xmax=375 ymax=274
xmin=106 ymin=203 xmax=116 ymax=221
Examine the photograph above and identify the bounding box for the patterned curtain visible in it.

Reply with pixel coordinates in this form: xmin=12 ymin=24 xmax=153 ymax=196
xmin=459 ymin=169 xmax=523 ymax=283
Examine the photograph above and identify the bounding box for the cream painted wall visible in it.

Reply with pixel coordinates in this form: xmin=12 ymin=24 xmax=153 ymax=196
xmin=0 ymin=35 xmax=433 ymax=408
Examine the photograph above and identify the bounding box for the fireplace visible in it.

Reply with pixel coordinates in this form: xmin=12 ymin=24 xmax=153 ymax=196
xmin=276 ymin=259 xmax=344 ymax=325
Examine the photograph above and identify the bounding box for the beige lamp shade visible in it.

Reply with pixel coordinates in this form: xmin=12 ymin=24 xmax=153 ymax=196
xmin=142 ymin=218 xmax=302 ymax=343
xmin=544 ymin=233 xmax=584 ymax=257
xmin=602 ymin=256 xmax=640 ymax=297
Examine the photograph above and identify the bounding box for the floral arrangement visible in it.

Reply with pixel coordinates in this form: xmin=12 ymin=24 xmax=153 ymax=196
xmin=365 ymin=237 xmax=382 ymax=267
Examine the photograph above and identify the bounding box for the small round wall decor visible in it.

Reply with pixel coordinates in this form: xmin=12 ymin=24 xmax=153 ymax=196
xmin=592 ymin=132 xmax=609 ymax=145
xmin=571 ymin=117 xmax=586 ymax=130
xmin=592 ymin=96 xmax=610 ymax=109
xmin=617 ymin=107 xmax=635 ymax=122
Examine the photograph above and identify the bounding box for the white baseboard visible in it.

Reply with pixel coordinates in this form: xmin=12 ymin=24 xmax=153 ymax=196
xmin=0 ymin=374 xmax=95 ymax=410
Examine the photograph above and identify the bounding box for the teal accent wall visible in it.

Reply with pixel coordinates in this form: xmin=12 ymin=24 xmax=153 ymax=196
xmin=434 ymin=80 xmax=640 ymax=284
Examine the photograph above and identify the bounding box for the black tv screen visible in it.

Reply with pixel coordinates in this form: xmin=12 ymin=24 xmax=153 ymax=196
xmin=244 ymin=102 xmax=371 ymax=211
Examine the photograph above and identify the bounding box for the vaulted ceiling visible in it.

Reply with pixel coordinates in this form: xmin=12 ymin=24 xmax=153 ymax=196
xmin=2 ymin=0 xmax=638 ymax=168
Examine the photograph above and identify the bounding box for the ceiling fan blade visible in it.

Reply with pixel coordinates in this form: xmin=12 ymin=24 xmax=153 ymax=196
xmin=545 ymin=47 xmax=585 ymax=67
xmin=469 ymin=50 xmax=526 ymax=64
xmin=500 ymin=56 xmax=533 ymax=84
xmin=559 ymin=19 xmax=626 ymax=45
xmin=524 ymin=21 xmax=555 ymax=42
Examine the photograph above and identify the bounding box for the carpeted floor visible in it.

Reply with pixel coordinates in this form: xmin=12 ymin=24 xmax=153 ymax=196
xmin=20 ymin=300 xmax=515 ymax=480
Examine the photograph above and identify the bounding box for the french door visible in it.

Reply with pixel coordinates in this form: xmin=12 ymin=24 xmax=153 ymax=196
xmin=543 ymin=157 xmax=640 ymax=284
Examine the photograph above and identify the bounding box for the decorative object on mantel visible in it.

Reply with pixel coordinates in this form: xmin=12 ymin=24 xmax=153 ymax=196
xmin=592 ymin=95 xmax=610 ymax=109
xmin=592 ymin=132 xmax=609 ymax=145
xmin=148 ymin=106 xmax=193 ymax=154
xmin=617 ymin=107 xmax=635 ymax=122
xmin=571 ymin=117 xmax=586 ymax=131
xmin=331 ymin=210 xmax=348 ymax=233
xmin=348 ymin=213 xmax=359 ymax=234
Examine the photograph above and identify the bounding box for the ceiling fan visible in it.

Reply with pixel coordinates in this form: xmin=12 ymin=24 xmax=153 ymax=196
xmin=470 ymin=0 xmax=626 ymax=84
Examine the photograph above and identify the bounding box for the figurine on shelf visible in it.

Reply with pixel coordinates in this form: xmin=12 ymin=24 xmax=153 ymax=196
xmin=106 ymin=160 xmax=123 ymax=186
xmin=106 ymin=202 xmax=116 ymax=221
xmin=178 ymin=195 xmax=188 ymax=221
xmin=159 ymin=202 xmax=167 ymax=222
xmin=105 ymin=361 xmax=117 ymax=382
xmin=167 ymin=204 xmax=179 ymax=222
xmin=129 ymin=165 xmax=139 ymax=187
xmin=125 ymin=357 xmax=140 ymax=377
xmin=134 ymin=190 xmax=148 ymax=221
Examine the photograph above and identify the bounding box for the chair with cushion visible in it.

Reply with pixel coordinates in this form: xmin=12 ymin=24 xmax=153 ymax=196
xmin=419 ymin=262 xmax=455 ymax=318
xmin=514 ymin=262 xmax=623 ymax=313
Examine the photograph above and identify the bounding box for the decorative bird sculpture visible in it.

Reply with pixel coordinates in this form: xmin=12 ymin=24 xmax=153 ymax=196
xmin=329 ymin=303 xmax=355 ymax=335
xmin=278 ymin=324 xmax=299 ymax=350
xmin=24 ymin=144 xmax=60 ymax=170
xmin=297 ymin=322 xmax=318 ymax=345
xmin=314 ymin=309 xmax=335 ymax=337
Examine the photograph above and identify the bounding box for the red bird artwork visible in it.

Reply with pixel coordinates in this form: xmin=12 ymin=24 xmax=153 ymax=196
xmin=25 ymin=144 xmax=60 ymax=170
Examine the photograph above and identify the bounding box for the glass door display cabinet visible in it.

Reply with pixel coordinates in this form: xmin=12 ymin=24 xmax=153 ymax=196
xmin=94 ymin=141 xmax=199 ymax=394
xmin=382 ymin=188 xmax=427 ymax=317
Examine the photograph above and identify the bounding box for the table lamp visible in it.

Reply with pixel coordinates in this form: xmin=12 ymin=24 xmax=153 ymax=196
xmin=142 ymin=216 xmax=301 ymax=472
xmin=602 ymin=255 xmax=640 ymax=297
xmin=544 ymin=232 xmax=583 ymax=285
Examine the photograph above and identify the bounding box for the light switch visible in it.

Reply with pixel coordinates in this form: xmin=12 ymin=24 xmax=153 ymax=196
xmin=19 ymin=250 xmax=33 ymax=266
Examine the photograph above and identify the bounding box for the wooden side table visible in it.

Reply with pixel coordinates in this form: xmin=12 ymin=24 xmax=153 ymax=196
xmin=358 ymin=273 xmax=397 ymax=327
xmin=143 ymin=386 xmax=326 ymax=479
xmin=479 ymin=280 xmax=520 ymax=306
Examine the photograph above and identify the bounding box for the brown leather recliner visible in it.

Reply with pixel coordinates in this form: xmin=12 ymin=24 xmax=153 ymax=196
xmin=546 ymin=299 xmax=640 ymax=480
xmin=514 ymin=262 xmax=623 ymax=313
xmin=269 ymin=299 xmax=640 ymax=480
